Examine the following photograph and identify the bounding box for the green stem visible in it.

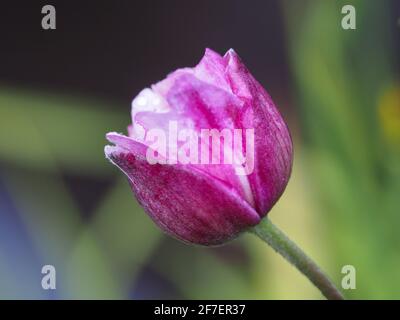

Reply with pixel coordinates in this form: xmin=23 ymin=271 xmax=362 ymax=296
xmin=250 ymin=218 xmax=344 ymax=300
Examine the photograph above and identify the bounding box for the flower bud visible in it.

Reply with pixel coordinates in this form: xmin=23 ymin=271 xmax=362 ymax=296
xmin=105 ymin=48 xmax=292 ymax=245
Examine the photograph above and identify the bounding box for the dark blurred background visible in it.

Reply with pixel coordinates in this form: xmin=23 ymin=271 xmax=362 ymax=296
xmin=0 ymin=0 xmax=399 ymax=299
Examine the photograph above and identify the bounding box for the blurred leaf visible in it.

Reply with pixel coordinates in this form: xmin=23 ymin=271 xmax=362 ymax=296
xmin=282 ymin=0 xmax=400 ymax=298
xmin=0 ymin=86 xmax=126 ymax=175
xmin=153 ymin=241 xmax=254 ymax=299
xmin=64 ymin=230 xmax=124 ymax=299
xmin=244 ymin=153 xmax=330 ymax=299
xmin=88 ymin=177 xmax=163 ymax=293
xmin=2 ymin=168 xmax=123 ymax=298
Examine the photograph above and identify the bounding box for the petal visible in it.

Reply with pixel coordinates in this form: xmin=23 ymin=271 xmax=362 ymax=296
xmin=105 ymin=138 xmax=260 ymax=246
xmin=224 ymin=49 xmax=293 ymax=215
xmin=152 ymin=48 xmax=230 ymax=96
xmin=106 ymin=132 xmax=148 ymax=156
xmin=164 ymin=74 xmax=257 ymax=206
xmin=192 ymin=48 xmax=231 ymax=90
xmin=164 ymin=73 xmax=246 ymax=130
xmin=223 ymin=49 xmax=254 ymax=99
xmin=130 ymin=74 xmax=256 ymax=206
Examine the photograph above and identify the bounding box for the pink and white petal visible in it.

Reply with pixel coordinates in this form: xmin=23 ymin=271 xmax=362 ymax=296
xmin=192 ymin=48 xmax=231 ymax=91
xmin=224 ymin=49 xmax=293 ymax=216
xmin=163 ymin=73 xmax=257 ymax=205
xmin=165 ymin=73 xmax=247 ymax=131
xmin=128 ymin=73 xmax=254 ymax=202
xmin=106 ymin=132 xmax=148 ymax=156
xmin=105 ymin=146 xmax=260 ymax=246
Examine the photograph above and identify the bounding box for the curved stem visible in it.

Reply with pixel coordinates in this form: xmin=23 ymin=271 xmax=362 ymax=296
xmin=250 ymin=218 xmax=344 ymax=300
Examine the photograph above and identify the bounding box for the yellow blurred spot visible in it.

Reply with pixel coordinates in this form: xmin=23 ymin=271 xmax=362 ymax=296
xmin=378 ymin=83 xmax=400 ymax=147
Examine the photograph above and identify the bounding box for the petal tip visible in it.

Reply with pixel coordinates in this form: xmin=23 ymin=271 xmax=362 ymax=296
xmin=223 ymin=48 xmax=243 ymax=67
xmin=105 ymin=131 xmax=119 ymax=141
xmin=204 ymin=47 xmax=221 ymax=58
xmin=226 ymin=48 xmax=236 ymax=55
xmin=104 ymin=144 xmax=118 ymax=160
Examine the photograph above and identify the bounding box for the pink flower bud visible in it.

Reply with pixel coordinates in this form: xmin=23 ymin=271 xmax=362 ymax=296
xmin=105 ymin=48 xmax=293 ymax=245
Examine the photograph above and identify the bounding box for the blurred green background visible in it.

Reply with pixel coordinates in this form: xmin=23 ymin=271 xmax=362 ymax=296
xmin=0 ymin=0 xmax=399 ymax=299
